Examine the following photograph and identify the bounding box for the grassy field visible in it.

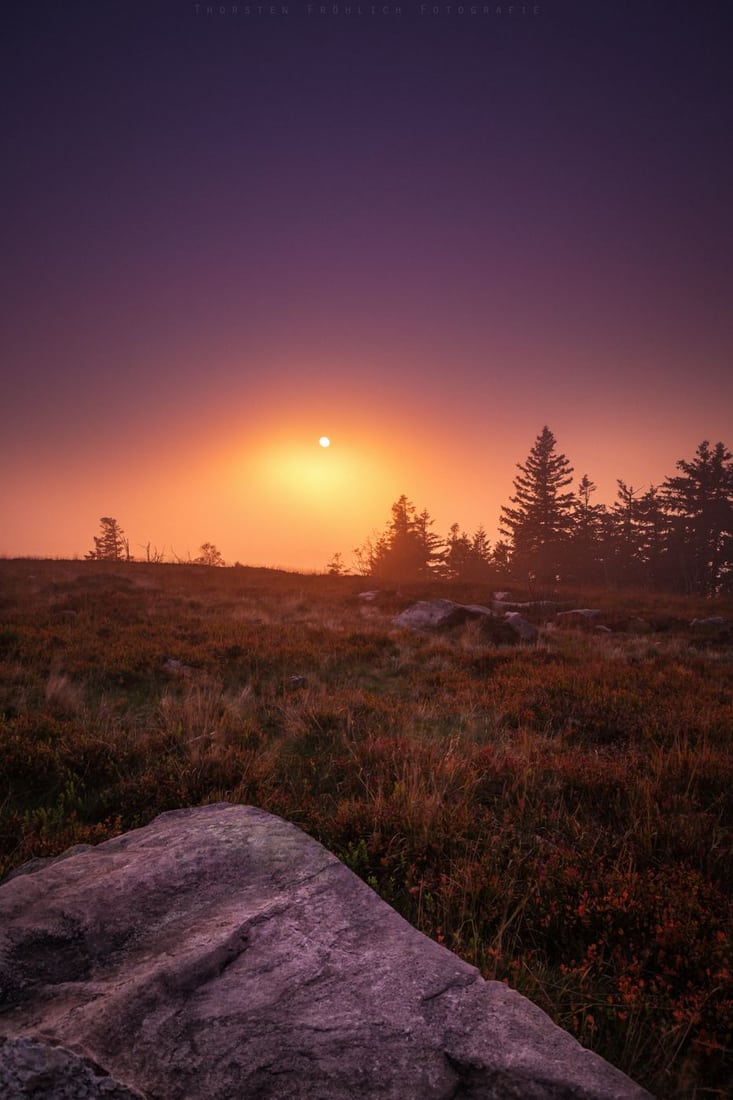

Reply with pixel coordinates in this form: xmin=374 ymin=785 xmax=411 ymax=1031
xmin=1 ymin=558 xmax=731 ymax=1097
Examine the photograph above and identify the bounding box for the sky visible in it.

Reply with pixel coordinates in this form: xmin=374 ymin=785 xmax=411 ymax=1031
xmin=2 ymin=0 xmax=732 ymax=570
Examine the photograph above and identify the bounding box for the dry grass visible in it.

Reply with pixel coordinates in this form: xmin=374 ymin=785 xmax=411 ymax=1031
xmin=0 ymin=558 xmax=731 ymax=1097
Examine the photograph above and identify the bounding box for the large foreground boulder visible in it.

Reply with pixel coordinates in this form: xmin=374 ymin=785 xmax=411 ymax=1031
xmin=0 ymin=805 xmax=650 ymax=1099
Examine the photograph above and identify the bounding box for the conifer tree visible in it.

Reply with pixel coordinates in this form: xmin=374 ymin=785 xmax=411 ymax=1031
xmin=472 ymin=526 xmax=492 ymax=564
xmin=635 ymin=486 xmax=670 ymax=587
xmin=608 ymin=481 xmax=644 ymax=583
xmin=567 ymin=474 xmax=606 ymax=583
xmin=326 ymin=551 xmax=346 ymax=576
xmin=500 ymin=427 xmax=575 ymax=580
xmin=663 ymin=440 xmax=733 ymax=594
xmin=443 ymin=524 xmax=494 ymax=582
xmin=365 ymin=495 xmax=441 ymax=582
xmin=492 ymin=539 xmax=512 ymax=573
xmin=415 ymin=508 xmax=444 ymax=571
xmin=574 ymin=475 xmax=605 ymax=541
xmin=86 ymin=517 xmax=129 ymax=561
xmin=443 ymin=524 xmax=471 ymax=580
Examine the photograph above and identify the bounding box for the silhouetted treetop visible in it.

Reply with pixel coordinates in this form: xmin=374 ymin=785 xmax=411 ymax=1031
xmin=357 ymin=495 xmax=442 ymax=583
xmin=86 ymin=517 xmax=130 ymax=562
xmin=663 ymin=440 xmax=733 ymax=594
xmin=195 ymin=543 xmax=225 ymax=567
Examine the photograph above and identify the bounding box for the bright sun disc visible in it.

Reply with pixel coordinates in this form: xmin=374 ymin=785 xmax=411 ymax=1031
xmin=319 ymin=436 xmax=331 ymax=448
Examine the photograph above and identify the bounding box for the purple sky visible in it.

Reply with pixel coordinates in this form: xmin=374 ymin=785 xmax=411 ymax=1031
xmin=2 ymin=0 xmax=732 ymax=568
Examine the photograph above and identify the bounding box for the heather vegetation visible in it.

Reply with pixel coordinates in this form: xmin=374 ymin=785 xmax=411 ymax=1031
xmin=0 ymin=557 xmax=731 ymax=1098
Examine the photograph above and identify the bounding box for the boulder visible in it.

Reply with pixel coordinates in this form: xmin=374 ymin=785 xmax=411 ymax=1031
xmin=0 ymin=805 xmax=650 ymax=1100
xmin=393 ymin=599 xmax=490 ymax=631
xmin=556 ymin=609 xmax=601 ymax=621
xmin=393 ymin=601 xmax=519 ymax=645
xmin=503 ymin=611 xmax=539 ymax=642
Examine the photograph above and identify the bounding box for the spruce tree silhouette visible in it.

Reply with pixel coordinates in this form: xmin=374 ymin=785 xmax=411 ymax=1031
xmin=663 ymin=441 xmax=733 ymax=594
xmin=86 ymin=518 xmax=129 ymax=561
xmin=500 ymin=427 xmax=575 ymax=584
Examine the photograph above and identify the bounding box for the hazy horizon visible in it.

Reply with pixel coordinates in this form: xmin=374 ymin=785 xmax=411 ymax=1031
xmin=3 ymin=1 xmax=732 ymax=570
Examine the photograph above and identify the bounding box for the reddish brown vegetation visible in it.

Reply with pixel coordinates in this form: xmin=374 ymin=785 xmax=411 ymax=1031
xmin=0 ymin=559 xmax=731 ymax=1097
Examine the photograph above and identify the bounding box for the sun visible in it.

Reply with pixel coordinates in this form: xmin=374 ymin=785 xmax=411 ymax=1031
xmin=319 ymin=436 xmax=331 ymax=448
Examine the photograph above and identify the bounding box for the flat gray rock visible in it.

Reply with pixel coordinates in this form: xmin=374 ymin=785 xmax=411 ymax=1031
xmin=394 ymin=600 xmax=521 ymax=645
xmin=393 ymin=598 xmax=487 ymax=630
xmin=0 ymin=805 xmax=651 ymax=1099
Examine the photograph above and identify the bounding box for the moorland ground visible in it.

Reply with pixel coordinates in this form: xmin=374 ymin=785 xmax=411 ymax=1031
xmin=0 ymin=558 xmax=731 ymax=1097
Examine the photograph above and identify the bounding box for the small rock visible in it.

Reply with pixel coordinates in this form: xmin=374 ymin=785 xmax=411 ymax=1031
xmin=163 ymin=658 xmax=193 ymax=676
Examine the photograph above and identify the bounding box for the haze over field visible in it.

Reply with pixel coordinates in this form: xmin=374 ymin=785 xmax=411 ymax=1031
xmin=2 ymin=1 xmax=732 ymax=568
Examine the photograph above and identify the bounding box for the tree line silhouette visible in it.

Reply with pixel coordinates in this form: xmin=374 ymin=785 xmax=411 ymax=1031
xmin=85 ymin=429 xmax=733 ymax=595
xmin=85 ymin=519 xmax=225 ymax=568
xmin=352 ymin=428 xmax=733 ymax=595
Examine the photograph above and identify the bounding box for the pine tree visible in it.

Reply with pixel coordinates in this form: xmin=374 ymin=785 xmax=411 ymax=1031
xmin=472 ymin=526 xmax=492 ymax=563
xmin=443 ymin=524 xmax=494 ymax=582
xmin=86 ymin=517 xmax=129 ymax=561
xmin=366 ymin=496 xmax=441 ymax=582
xmin=574 ymin=475 xmax=605 ymax=541
xmin=567 ymin=474 xmax=606 ymax=583
xmin=500 ymin=427 xmax=575 ymax=580
xmin=326 ymin=551 xmax=346 ymax=576
xmin=663 ymin=441 xmax=733 ymax=594
xmin=636 ymin=486 xmax=670 ymax=587
xmin=606 ymin=482 xmax=674 ymax=588
xmin=443 ymin=524 xmax=473 ymax=581
xmin=415 ymin=508 xmax=444 ymax=573
xmin=491 ymin=539 xmax=512 ymax=573
xmin=608 ymin=481 xmax=644 ymax=583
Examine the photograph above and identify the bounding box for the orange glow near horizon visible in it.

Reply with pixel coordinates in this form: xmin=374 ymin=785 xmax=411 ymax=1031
xmin=227 ymin=422 xmax=411 ymax=566
xmin=2 ymin=375 xmax=731 ymax=572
